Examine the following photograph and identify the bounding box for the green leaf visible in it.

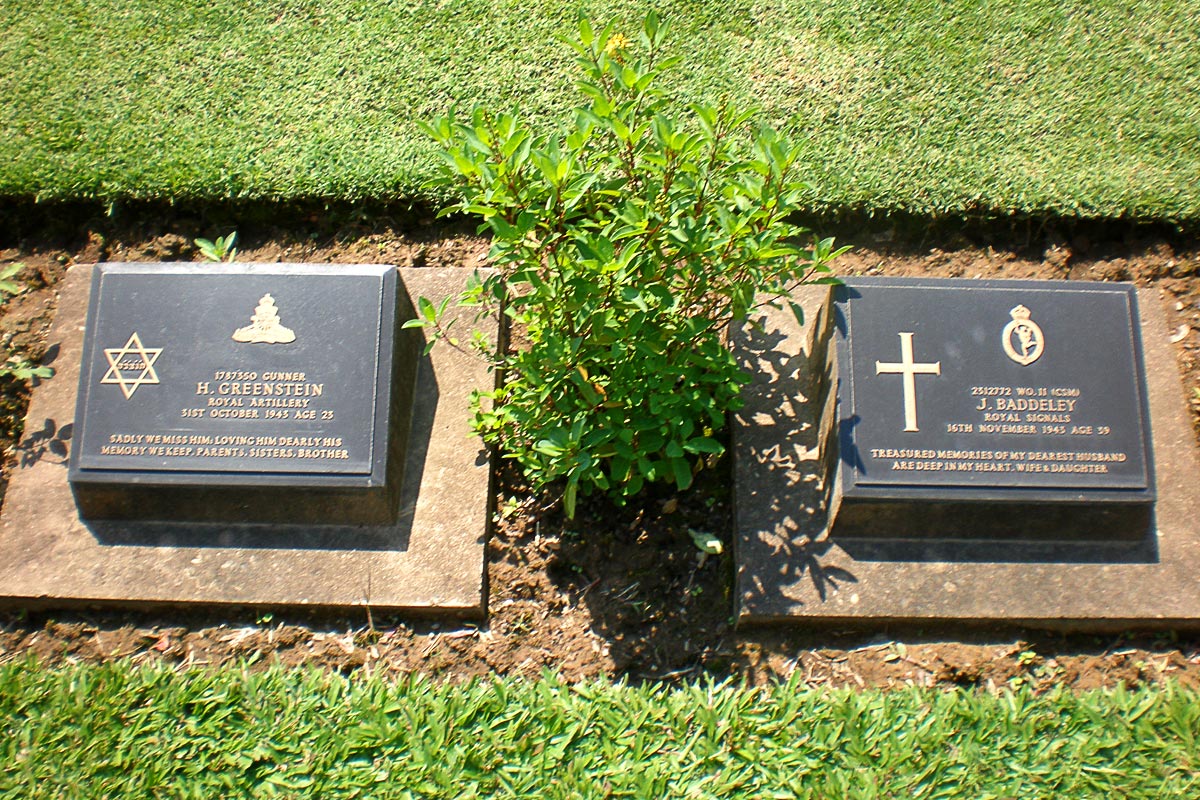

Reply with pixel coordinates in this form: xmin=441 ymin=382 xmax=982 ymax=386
xmin=670 ymin=457 xmax=693 ymax=491
xmin=644 ymin=9 xmax=662 ymax=42
xmin=688 ymin=528 xmax=723 ymax=555
xmin=563 ymin=479 xmax=578 ymax=519
xmin=683 ymin=437 xmax=723 ymax=455
xmin=418 ymin=296 xmax=437 ymax=323
xmin=788 ymin=300 xmax=805 ymax=328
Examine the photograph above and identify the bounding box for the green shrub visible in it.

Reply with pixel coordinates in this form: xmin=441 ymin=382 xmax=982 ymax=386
xmin=417 ymin=13 xmax=843 ymax=516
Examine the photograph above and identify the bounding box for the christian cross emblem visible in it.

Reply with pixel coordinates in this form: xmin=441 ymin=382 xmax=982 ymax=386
xmin=875 ymin=332 xmax=940 ymax=432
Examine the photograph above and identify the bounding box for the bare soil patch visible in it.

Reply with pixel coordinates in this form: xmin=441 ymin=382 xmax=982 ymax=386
xmin=1 ymin=208 xmax=1198 ymax=689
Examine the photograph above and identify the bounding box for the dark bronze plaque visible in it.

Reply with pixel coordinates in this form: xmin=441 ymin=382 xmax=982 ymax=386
xmin=825 ymin=277 xmax=1154 ymax=540
xmin=68 ymin=263 xmax=417 ymax=524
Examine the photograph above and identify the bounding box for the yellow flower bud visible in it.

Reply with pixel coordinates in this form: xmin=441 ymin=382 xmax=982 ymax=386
xmin=604 ymin=33 xmax=631 ymax=59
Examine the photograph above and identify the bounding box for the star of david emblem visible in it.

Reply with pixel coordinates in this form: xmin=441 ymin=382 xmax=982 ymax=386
xmin=100 ymin=332 xmax=163 ymax=399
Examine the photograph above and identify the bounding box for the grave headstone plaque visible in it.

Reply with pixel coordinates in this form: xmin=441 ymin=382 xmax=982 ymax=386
xmin=68 ymin=263 xmax=417 ymax=525
xmin=823 ymin=277 xmax=1154 ymax=540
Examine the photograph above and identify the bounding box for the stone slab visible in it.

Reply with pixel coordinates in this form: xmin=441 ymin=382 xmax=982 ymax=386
xmin=733 ymin=284 xmax=1200 ymax=629
xmin=0 ymin=265 xmax=492 ymax=617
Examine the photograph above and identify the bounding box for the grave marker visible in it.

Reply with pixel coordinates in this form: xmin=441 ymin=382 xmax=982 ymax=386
xmin=732 ymin=277 xmax=1200 ymax=628
xmin=823 ymin=277 xmax=1154 ymax=540
xmin=0 ymin=264 xmax=493 ymax=615
xmin=68 ymin=263 xmax=418 ymax=525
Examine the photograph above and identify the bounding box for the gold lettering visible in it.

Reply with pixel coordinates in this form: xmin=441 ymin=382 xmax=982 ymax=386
xmin=995 ymin=398 xmax=1077 ymax=413
xmin=208 ymin=408 xmax=260 ymax=419
xmin=108 ymin=434 xmax=144 ymax=444
xmin=295 ymin=448 xmax=350 ymax=459
xmin=196 ymin=446 xmax=247 ymax=458
xmin=248 ymin=448 xmax=296 ymax=459
xmin=1025 ymin=413 xmax=1071 ymax=423
xmin=100 ymin=445 xmax=146 ymax=455
xmin=216 ymin=379 xmax=324 ymax=397
xmin=248 ymin=397 xmax=311 ymax=408
xmin=869 ymin=449 xmax=938 ymax=460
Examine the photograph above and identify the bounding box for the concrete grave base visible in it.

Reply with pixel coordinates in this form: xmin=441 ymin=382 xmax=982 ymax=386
xmin=733 ymin=286 xmax=1200 ymax=630
xmin=0 ymin=266 xmax=492 ymax=618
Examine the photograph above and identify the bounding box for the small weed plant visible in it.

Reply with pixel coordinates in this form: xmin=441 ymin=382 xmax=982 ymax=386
xmin=195 ymin=231 xmax=238 ymax=262
xmin=0 ymin=263 xmax=26 ymax=296
xmin=417 ymin=13 xmax=844 ymax=515
xmin=0 ymin=263 xmax=52 ymax=382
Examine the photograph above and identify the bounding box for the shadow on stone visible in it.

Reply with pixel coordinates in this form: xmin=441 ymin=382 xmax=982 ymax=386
xmin=768 ymin=536 xmax=859 ymax=606
xmin=17 ymin=417 xmax=73 ymax=468
xmin=732 ymin=302 xmax=859 ymax=609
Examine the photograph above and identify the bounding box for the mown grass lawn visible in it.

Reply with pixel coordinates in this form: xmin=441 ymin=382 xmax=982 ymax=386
xmin=2 ymin=660 xmax=1198 ymax=798
xmin=2 ymin=0 xmax=1198 ymax=219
